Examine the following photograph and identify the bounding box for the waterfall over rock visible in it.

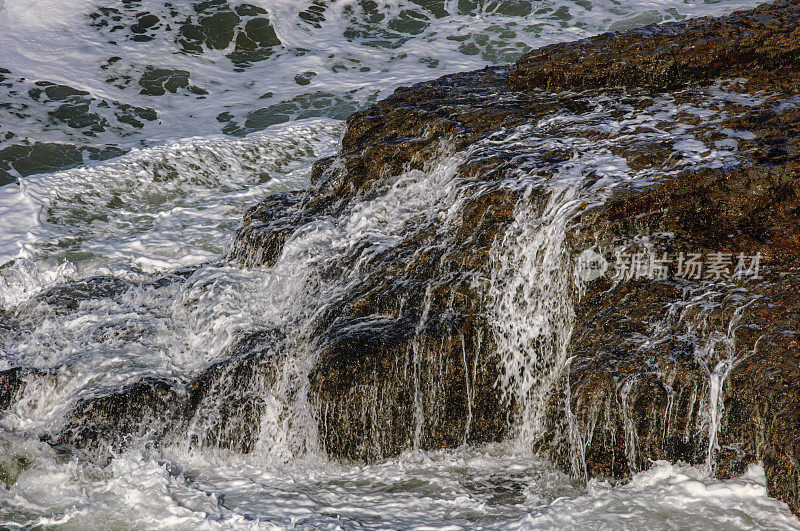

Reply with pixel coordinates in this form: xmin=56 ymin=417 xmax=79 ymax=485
xmin=2 ymin=0 xmax=800 ymax=522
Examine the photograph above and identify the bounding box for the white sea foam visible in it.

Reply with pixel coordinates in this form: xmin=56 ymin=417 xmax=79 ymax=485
xmin=0 ymin=118 xmax=343 ymax=305
xmin=517 ymin=460 xmax=800 ymax=530
xmin=0 ymin=0 xmax=761 ymax=161
xmin=0 ymin=440 xmax=797 ymax=529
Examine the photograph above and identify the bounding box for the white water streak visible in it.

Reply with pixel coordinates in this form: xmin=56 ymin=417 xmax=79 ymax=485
xmin=489 ymin=184 xmax=583 ymax=448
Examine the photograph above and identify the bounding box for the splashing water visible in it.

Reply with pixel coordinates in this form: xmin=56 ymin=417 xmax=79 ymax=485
xmin=689 ymin=296 xmax=761 ymax=474
xmin=488 ymin=184 xmax=581 ymax=447
xmin=0 ymin=0 xmax=798 ymax=527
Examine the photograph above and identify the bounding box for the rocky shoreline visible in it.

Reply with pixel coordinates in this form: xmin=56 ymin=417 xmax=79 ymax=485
xmin=241 ymin=0 xmax=798 ymax=511
xmin=2 ymin=0 xmax=799 ymax=517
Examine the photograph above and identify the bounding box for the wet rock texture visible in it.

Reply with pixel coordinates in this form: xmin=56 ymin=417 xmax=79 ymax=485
xmin=51 ymin=328 xmax=284 ymax=459
xmin=281 ymin=0 xmax=798 ymax=513
xmin=516 ymin=0 xmax=800 ymax=514
xmin=510 ymin=0 xmax=800 ymax=94
xmin=552 ymin=160 xmax=800 ymax=511
xmin=3 ymin=0 xmax=799 ymax=517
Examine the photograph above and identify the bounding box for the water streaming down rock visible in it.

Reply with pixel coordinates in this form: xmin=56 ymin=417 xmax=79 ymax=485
xmin=558 ymin=284 xmax=763 ymax=479
xmin=488 ymin=184 xmax=580 ymax=449
xmin=1 ymin=0 xmax=800 ymax=522
xmin=297 ymin=144 xmax=517 ymax=460
xmin=518 ymin=3 xmax=800 ymax=515
xmin=665 ymin=293 xmax=761 ymax=475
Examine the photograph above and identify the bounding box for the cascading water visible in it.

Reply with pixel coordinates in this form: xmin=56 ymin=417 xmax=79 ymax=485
xmin=678 ymin=294 xmax=762 ymax=474
xmin=487 ymin=184 xmax=580 ymax=448
xmin=0 ymin=120 xmax=796 ymax=529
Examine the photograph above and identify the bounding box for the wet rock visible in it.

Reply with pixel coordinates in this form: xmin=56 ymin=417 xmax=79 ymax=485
xmin=0 ymin=368 xmax=52 ymax=412
xmin=228 ymin=190 xmax=306 ymax=267
xmin=244 ymin=0 xmax=800 ymax=514
xmin=311 ymin=299 xmax=508 ymax=461
xmin=55 ymin=378 xmax=183 ymax=456
xmin=298 ymin=3 xmax=327 ymax=29
xmin=31 ymin=276 xmax=132 ymax=315
xmin=185 ymin=329 xmax=283 ymax=453
xmin=53 ymin=329 xmax=283 ymax=458
xmin=544 ymin=116 xmax=800 ymax=510
xmin=294 ymin=71 xmax=316 ymax=86
xmin=48 ymin=100 xmax=107 ymax=132
xmin=509 ymin=0 xmax=800 ymax=93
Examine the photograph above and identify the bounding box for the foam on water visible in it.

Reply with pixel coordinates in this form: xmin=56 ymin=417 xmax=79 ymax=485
xmin=518 ymin=460 xmax=800 ymax=530
xmin=0 ymin=118 xmax=343 ymax=441
xmin=0 ymin=118 xmax=343 ymax=305
xmin=0 ymin=0 xmax=761 ymax=182
xmin=0 ymin=439 xmax=797 ymax=529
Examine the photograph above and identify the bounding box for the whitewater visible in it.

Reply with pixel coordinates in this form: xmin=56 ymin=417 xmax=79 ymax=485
xmin=0 ymin=0 xmax=799 ymax=528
